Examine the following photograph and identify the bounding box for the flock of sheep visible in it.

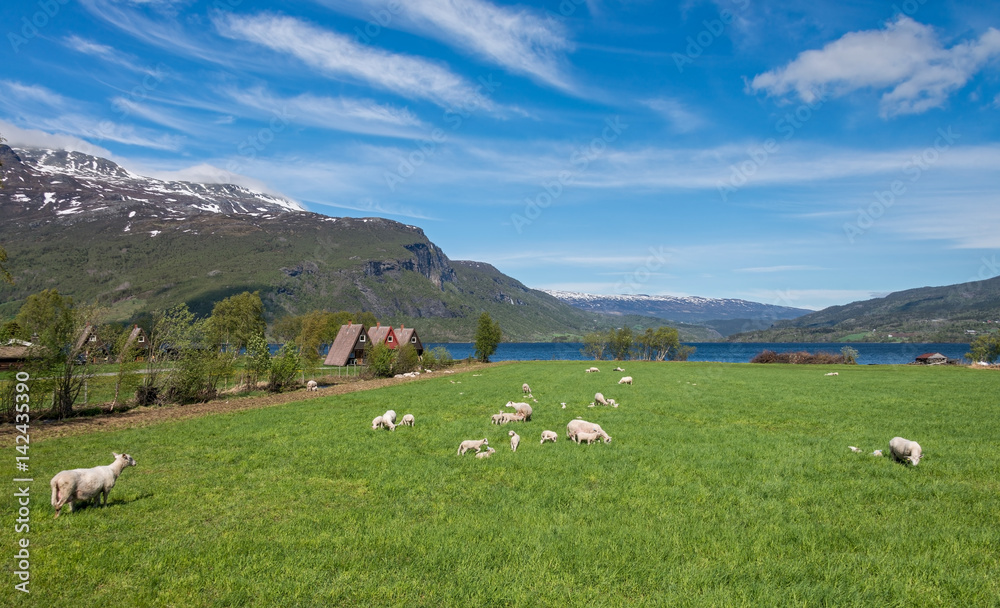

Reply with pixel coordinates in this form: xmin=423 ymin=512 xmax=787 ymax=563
xmin=48 ymin=365 xmax=925 ymax=517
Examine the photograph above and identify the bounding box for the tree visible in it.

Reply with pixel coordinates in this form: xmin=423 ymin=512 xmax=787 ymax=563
xmin=244 ymin=333 xmax=271 ymax=389
xmin=393 ymin=343 xmax=419 ymax=374
xmin=0 ymin=245 xmax=12 ymax=285
xmin=110 ymin=327 xmax=144 ymax=410
xmin=207 ymin=291 xmax=266 ymax=352
xmin=136 ymin=304 xmax=197 ymax=406
xmin=365 ymin=341 xmax=394 ymax=378
xmin=966 ymin=332 xmax=1000 ymax=363
xmin=473 ymin=312 xmax=502 ymax=363
xmin=297 ymin=310 xmax=350 ymax=363
xmin=581 ymin=330 xmax=608 ymax=360
xmin=607 ymin=326 xmax=634 ymax=361
xmin=268 ymin=344 xmax=300 ymax=392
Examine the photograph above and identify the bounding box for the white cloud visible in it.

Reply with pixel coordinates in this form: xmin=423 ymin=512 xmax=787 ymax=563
xmin=321 ymin=0 xmax=575 ymax=92
xmin=64 ymin=35 xmax=143 ymax=71
xmin=750 ymin=17 xmax=1000 ymax=117
xmin=0 ymin=120 xmax=113 ymax=157
xmin=641 ymin=98 xmax=707 ymax=132
xmin=214 ymin=13 xmax=496 ymax=112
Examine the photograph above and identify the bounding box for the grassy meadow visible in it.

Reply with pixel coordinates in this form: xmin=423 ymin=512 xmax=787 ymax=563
xmin=3 ymin=362 xmax=999 ymax=606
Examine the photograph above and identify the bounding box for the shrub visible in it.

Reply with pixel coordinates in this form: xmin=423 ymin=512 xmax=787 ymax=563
xmin=841 ymin=346 xmax=859 ymax=364
xmin=751 ymin=350 xmax=847 ymax=364
xmin=365 ymin=342 xmax=394 ymax=379
xmin=393 ymin=343 xmax=419 ymax=375
xmin=268 ymin=345 xmax=300 ymax=392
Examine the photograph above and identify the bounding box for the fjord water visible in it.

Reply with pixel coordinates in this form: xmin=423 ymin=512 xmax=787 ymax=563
xmin=426 ymin=342 xmax=973 ymax=365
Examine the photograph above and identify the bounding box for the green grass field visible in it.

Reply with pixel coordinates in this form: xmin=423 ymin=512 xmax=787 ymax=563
xmin=4 ymin=362 xmax=999 ymax=606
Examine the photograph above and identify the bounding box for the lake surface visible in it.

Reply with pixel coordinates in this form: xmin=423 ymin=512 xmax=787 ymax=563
xmin=425 ymin=342 xmax=973 ymax=365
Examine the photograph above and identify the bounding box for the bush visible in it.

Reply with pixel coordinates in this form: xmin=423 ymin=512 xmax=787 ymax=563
xmin=268 ymin=345 xmax=300 ymax=392
xmin=750 ymin=350 xmax=847 ymax=364
xmin=841 ymin=346 xmax=859 ymax=365
xmin=421 ymin=346 xmax=454 ymax=370
xmin=393 ymin=343 xmax=419 ymax=375
xmin=365 ymin=342 xmax=394 ymax=379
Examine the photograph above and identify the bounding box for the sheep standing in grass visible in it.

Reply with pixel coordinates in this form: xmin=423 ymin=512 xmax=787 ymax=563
xmin=594 ymin=393 xmax=609 ymax=406
xmin=540 ymin=430 xmax=558 ymax=444
xmin=306 ymin=380 xmax=318 ymax=391
xmin=491 ymin=412 xmax=506 ymax=425
xmin=585 ymin=367 xmax=600 ymax=373
xmin=505 ymin=401 xmax=533 ymax=421
xmin=371 ymin=416 xmax=384 ymax=430
xmin=50 ymin=453 xmax=136 ymax=518
xmin=476 ymin=447 xmax=496 ymax=459
xmin=618 ymin=376 xmax=633 ymax=385
xmin=889 ymin=437 xmax=923 ymax=466
xmin=613 ymin=367 xmax=625 ymax=372
xmin=458 ymin=438 xmax=489 ymax=455
xmin=522 ymin=383 xmax=531 ymax=394
xmin=400 ymin=414 xmax=415 ymax=427
xmin=383 ymin=410 xmax=397 ymax=425
xmin=497 ymin=412 xmax=526 ymax=424
xmin=575 ymin=431 xmax=601 ymax=445
xmin=509 ymin=430 xmax=520 ymax=452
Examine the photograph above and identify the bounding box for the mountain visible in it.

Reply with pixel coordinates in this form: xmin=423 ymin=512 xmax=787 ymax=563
xmin=726 ymin=277 xmax=1000 ymax=343
xmin=0 ymin=145 xmax=714 ymax=342
xmin=542 ymin=290 xmax=811 ymax=336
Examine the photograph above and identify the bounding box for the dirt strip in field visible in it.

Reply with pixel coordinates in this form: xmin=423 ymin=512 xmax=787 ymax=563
xmin=2 ymin=361 xmax=508 ymax=445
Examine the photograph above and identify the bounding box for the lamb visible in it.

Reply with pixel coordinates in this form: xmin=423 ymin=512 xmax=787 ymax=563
xmin=585 ymin=367 xmax=600 ymax=373
xmin=613 ymin=367 xmax=625 ymax=372
xmin=50 ymin=453 xmax=136 ymax=518
xmin=475 ymin=447 xmax=496 ymax=459
xmin=566 ymin=419 xmax=611 ymax=443
xmin=824 ymin=372 xmax=839 ymax=376
xmin=457 ymin=438 xmax=489 ymax=455
xmin=607 ymin=398 xmax=618 ymax=408
xmin=575 ymin=431 xmax=601 ymax=444
xmin=306 ymin=380 xmax=318 ymax=391
xmin=540 ymin=430 xmax=558 ymax=444
xmin=491 ymin=412 xmax=506 ymax=425
xmin=522 ymin=383 xmax=531 ymax=394
xmin=505 ymin=401 xmax=533 ymax=421
xmin=872 ymin=450 xmax=883 ymax=457
xmin=400 ymin=414 xmax=415 ymax=427
xmin=371 ymin=415 xmax=385 ymax=430
xmin=594 ymin=392 xmax=609 ymax=406
xmin=509 ymin=430 xmax=520 ymax=452
xmin=383 ymin=410 xmax=397 ymax=425
xmin=889 ymin=437 xmax=923 ymax=466
xmin=497 ymin=412 xmax=525 ymax=424
xmin=618 ymin=376 xmax=633 ymax=385
xmin=848 ymin=446 xmax=862 ymax=453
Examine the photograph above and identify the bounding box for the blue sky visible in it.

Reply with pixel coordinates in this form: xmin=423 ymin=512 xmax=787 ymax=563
xmin=1 ymin=0 xmax=999 ymax=310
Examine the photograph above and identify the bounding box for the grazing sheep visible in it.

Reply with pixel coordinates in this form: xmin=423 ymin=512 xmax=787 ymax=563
xmin=613 ymin=367 xmax=625 ymax=372
xmin=594 ymin=392 xmax=609 ymax=406
xmin=497 ymin=412 xmax=526 ymax=424
xmin=848 ymin=446 xmax=862 ymax=453
xmin=872 ymin=450 xmax=883 ymax=457
xmin=607 ymin=398 xmax=618 ymax=408
xmin=540 ymin=430 xmax=558 ymax=444
xmin=400 ymin=414 xmax=415 ymax=427
xmin=458 ymin=438 xmax=489 ymax=455
xmin=825 ymin=372 xmax=839 ymax=376
xmin=383 ymin=410 xmax=397 ymax=425
xmin=371 ymin=416 xmax=384 ymax=430
xmin=585 ymin=367 xmax=600 ymax=373
xmin=566 ymin=419 xmax=611 ymax=443
xmin=492 ymin=412 xmax=506 ymax=425
xmin=522 ymin=383 xmax=531 ymax=394
xmin=509 ymin=430 xmax=520 ymax=452
xmin=505 ymin=401 xmax=533 ymax=421
xmin=306 ymin=380 xmax=318 ymax=391
xmin=476 ymin=447 xmax=496 ymax=459
xmin=889 ymin=437 xmax=923 ymax=466
xmin=618 ymin=376 xmax=633 ymax=385
xmin=575 ymin=431 xmax=601 ymax=445
xmin=50 ymin=453 xmax=136 ymax=518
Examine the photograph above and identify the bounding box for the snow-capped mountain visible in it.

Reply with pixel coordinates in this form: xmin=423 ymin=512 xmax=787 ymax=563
xmin=541 ymin=289 xmax=810 ymax=325
xmin=0 ymin=146 xmax=303 ymax=220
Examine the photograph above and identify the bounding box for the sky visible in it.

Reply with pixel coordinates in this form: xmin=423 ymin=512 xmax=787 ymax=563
xmin=1 ymin=0 xmax=999 ymax=310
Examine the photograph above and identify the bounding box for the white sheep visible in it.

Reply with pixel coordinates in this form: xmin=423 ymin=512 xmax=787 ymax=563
xmin=458 ymin=438 xmax=489 ymax=455
xmin=848 ymin=446 xmax=862 ymax=453
xmin=306 ymin=380 xmax=318 ymax=391
xmin=594 ymin=392 xmax=609 ymax=406
xmin=371 ymin=416 xmax=384 ymax=430
xmin=491 ymin=412 xmax=506 ymax=425
xmin=476 ymin=447 xmax=496 ymax=459
xmin=509 ymin=430 xmax=520 ymax=452
xmin=540 ymin=430 xmax=558 ymax=444
xmin=566 ymin=419 xmax=611 ymax=443
xmin=618 ymin=376 xmax=633 ymax=385
xmin=825 ymin=372 xmax=839 ymax=376
xmin=505 ymin=401 xmax=533 ymax=420
xmin=613 ymin=366 xmax=625 ymax=372
xmin=383 ymin=410 xmax=397 ymax=425
xmin=400 ymin=414 xmax=415 ymax=427
xmin=872 ymin=450 xmax=883 ymax=457
xmin=586 ymin=366 xmax=600 ymax=373
xmin=575 ymin=431 xmax=601 ymax=444
xmin=497 ymin=412 xmax=525 ymax=424
xmin=607 ymin=398 xmax=618 ymax=408
xmin=889 ymin=437 xmax=923 ymax=466
xmin=522 ymin=383 xmax=531 ymax=394
xmin=50 ymin=453 xmax=136 ymax=518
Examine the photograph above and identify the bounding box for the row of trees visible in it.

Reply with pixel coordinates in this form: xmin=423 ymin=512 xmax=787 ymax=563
xmin=966 ymin=332 xmax=1000 ymax=363
xmin=580 ymin=326 xmax=694 ymax=361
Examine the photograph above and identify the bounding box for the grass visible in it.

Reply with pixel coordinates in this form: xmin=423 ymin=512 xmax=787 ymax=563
xmin=3 ymin=362 xmax=999 ymax=606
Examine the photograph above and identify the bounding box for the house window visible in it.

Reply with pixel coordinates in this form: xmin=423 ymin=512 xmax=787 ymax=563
xmin=138 ymin=336 xmax=145 ymax=343
xmin=360 ymin=335 xmax=366 ymax=342
xmin=411 ymin=337 xmax=417 ymax=343
xmin=90 ymin=336 xmax=97 ymax=342
xmin=387 ymin=336 xmax=393 ymax=342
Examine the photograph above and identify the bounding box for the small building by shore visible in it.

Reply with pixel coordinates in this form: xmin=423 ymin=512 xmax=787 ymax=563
xmin=915 ymin=352 xmax=948 ymax=365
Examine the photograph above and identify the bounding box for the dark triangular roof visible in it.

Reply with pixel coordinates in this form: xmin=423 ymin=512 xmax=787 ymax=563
xmin=324 ymin=324 xmax=368 ymax=366
xmin=396 ymin=326 xmax=423 ymax=353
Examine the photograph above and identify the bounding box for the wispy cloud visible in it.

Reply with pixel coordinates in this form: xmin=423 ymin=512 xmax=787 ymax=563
xmin=735 ymin=265 xmax=825 ymax=273
xmin=749 ymin=16 xmax=1000 ymax=117
xmin=319 ymin=0 xmax=576 ymax=92
xmin=215 ymin=13 xmax=496 ymax=111
xmin=63 ymin=35 xmax=143 ymax=71
xmin=0 ymin=120 xmax=113 ymax=157
xmin=641 ymin=97 xmax=707 ymax=132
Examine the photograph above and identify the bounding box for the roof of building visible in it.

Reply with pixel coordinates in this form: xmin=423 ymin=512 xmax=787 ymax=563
xmin=367 ymin=324 xmax=397 ymax=346
xmin=324 ymin=324 xmax=368 ymax=366
xmin=0 ymin=345 xmax=32 ymax=360
xmin=916 ymin=352 xmax=947 ymax=360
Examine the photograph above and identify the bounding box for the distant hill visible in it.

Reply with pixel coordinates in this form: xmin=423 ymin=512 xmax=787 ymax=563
xmin=727 ymin=277 xmax=1000 ymax=343
xmin=0 ymin=145 xmax=715 ymax=342
xmin=542 ymin=290 xmax=810 ymax=336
